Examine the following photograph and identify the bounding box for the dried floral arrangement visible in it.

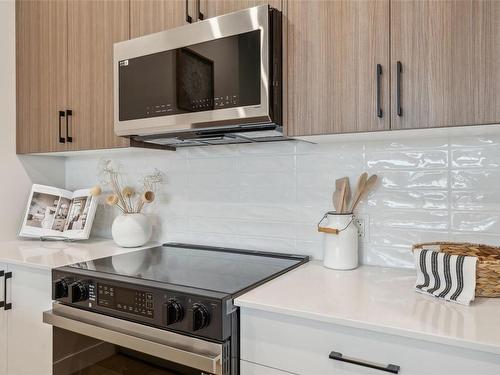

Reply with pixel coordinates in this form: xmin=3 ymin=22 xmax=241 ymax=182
xmin=91 ymin=159 xmax=164 ymax=214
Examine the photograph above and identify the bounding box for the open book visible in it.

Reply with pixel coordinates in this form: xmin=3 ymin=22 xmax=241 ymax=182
xmin=19 ymin=184 xmax=98 ymax=240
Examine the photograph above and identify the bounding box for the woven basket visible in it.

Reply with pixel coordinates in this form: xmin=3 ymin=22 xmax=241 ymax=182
xmin=412 ymin=242 xmax=500 ymax=297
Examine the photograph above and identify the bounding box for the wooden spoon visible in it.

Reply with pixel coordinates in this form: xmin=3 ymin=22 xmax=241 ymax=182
xmin=349 ymin=172 xmax=368 ymax=213
xmin=335 ymin=177 xmax=349 ymax=213
xmin=351 ymin=174 xmax=378 ymax=212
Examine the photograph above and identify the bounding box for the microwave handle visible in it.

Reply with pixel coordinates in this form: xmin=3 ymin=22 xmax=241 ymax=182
xmin=185 ymin=0 xmax=192 ymax=23
xmin=43 ymin=304 xmax=222 ymax=374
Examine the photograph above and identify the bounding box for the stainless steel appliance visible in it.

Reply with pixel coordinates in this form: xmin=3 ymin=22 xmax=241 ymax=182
xmin=44 ymin=243 xmax=308 ymax=374
xmin=113 ymin=5 xmax=283 ymax=149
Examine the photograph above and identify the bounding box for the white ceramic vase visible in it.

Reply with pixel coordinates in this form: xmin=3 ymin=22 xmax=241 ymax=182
xmin=111 ymin=213 xmax=152 ymax=248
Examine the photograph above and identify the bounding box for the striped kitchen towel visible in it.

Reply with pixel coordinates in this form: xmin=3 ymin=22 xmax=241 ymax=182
xmin=413 ymin=248 xmax=478 ymax=305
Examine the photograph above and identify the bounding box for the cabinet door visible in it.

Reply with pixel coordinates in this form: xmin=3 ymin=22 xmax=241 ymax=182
xmin=16 ymin=0 xmax=68 ymax=154
xmin=0 ymin=264 xmax=7 ymax=375
xmin=67 ymin=0 xmax=130 ymax=151
xmin=391 ymin=0 xmax=500 ymax=129
xmin=6 ymin=265 xmax=52 ymax=375
xmin=131 ymin=0 xmax=194 ymax=38
xmin=286 ymin=0 xmax=390 ymax=136
xmin=203 ymin=0 xmax=281 ymax=18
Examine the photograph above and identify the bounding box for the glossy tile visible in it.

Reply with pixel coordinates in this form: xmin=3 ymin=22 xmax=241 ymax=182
xmin=65 ymin=132 xmax=500 ymax=269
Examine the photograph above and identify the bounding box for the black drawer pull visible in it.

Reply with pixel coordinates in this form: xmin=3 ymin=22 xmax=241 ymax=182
xmin=329 ymin=351 xmax=400 ymax=374
xmin=58 ymin=111 xmax=66 ymax=143
xmin=396 ymin=61 xmax=403 ymax=116
xmin=0 ymin=270 xmax=4 ymax=309
xmin=376 ymin=64 xmax=383 ymax=118
xmin=3 ymin=271 xmax=12 ymax=311
xmin=185 ymin=0 xmax=192 ymax=23
xmin=66 ymin=109 xmax=73 ymax=143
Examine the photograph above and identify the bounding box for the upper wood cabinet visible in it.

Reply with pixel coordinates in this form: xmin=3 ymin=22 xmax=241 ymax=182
xmin=285 ymin=0 xmax=390 ymax=136
xmin=391 ymin=0 xmax=500 ymax=129
xmin=16 ymin=0 xmax=68 ymax=154
xmin=16 ymin=0 xmax=129 ymax=154
xmin=202 ymin=0 xmax=281 ymax=18
xmin=67 ymin=0 xmax=130 ymax=151
xmin=130 ymin=0 xmax=194 ymax=38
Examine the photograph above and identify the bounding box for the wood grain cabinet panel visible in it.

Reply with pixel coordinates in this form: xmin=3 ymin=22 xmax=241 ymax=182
xmin=130 ymin=0 xmax=192 ymax=38
xmin=16 ymin=0 xmax=68 ymax=154
xmin=67 ymin=0 xmax=130 ymax=151
xmin=391 ymin=0 xmax=500 ymax=129
xmin=202 ymin=0 xmax=281 ymax=18
xmin=286 ymin=0 xmax=390 ymax=137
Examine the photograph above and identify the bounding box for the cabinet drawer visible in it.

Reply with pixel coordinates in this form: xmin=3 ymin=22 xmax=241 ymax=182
xmin=241 ymin=360 xmax=293 ymax=375
xmin=241 ymin=308 xmax=500 ymax=375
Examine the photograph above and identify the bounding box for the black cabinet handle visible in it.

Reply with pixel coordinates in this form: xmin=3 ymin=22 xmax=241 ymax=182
xmin=0 ymin=270 xmax=4 ymax=309
xmin=185 ymin=0 xmax=192 ymax=23
xmin=3 ymin=272 xmax=12 ymax=311
xmin=376 ymin=64 xmax=383 ymax=118
xmin=197 ymin=0 xmax=204 ymax=20
xmin=58 ymin=111 xmax=66 ymax=143
xmin=66 ymin=109 xmax=73 ymax=143
xmin=396 ymin=61 xmax=402 ymax=116
xmin=329 ymin=351 xmax=400 ymax=374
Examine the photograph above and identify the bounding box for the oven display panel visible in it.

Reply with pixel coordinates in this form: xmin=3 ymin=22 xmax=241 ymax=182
xmin=97 ymin=283 xmax=154 ymax=318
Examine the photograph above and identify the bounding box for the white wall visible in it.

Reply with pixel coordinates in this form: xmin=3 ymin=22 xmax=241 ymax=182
xmin=0 ymin=0 xmax=65 ymax=240
xmin=65 ymin=129 xmax=500 ymax=268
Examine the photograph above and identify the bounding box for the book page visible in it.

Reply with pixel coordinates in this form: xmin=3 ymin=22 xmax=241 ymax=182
xmin=18 ymin=185 xmax=73 ymax=238
xmin=63 ymin=189 xmax=98 ymax=240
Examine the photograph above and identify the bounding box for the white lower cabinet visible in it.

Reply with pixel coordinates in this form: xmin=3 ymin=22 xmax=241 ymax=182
xmin=0 ymin=263 xmax=8 ymax=375
xmin=3 ymin=264 xmax=52 ymax=375
xmin=240 ymin=307 xmax=500 ymax=375
xmin=241 ymin=360 xmax=293 ymax=375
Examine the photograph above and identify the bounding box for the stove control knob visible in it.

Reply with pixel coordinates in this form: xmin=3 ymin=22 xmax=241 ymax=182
xmin=190 ymin=303 xmax=210 ymax=331
xmin=52 ymin=278 xmax=69 ymax=299
xmin=70 ymin=281 xmax=89 ymax=303
xmin=165 ymin=299 xmax=184 ymax=325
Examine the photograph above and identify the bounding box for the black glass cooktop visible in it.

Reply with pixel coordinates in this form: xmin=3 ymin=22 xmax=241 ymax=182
xmin=65 ymin=243 xmax=308 ymax=296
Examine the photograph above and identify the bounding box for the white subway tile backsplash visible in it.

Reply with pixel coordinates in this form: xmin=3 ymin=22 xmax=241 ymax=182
xmin=380 ymin=171 xmax=448 ymax=190
xmin=66 ymin=132 xmax=500 ymax=269
xmin=366 ymin=150 xmax=448 ymax=170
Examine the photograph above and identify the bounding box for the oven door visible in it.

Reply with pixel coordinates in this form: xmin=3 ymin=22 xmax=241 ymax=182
xmin=43 ymin=303 xmax=225 ymax=375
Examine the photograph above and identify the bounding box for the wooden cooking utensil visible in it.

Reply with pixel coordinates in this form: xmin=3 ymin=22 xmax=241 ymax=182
xmin=349 ymin=172 xmax=368 ymax=213
xmin=332 ymin=190 xmax=341 ymax=212
xmin=335 ymin=177 xmax=349 ymax=213
xmin=351 ymin=174 xmax=378 ymax=212
xmin=343 ymin=179 xmax=351 ymax=213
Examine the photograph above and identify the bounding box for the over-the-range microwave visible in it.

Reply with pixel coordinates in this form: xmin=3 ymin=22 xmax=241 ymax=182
xmin=113 ymin=5 xmax=284 ymax=149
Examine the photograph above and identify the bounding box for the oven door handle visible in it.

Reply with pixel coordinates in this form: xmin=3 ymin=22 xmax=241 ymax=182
xmin=43 ymin=304 xmax=222 ymax=375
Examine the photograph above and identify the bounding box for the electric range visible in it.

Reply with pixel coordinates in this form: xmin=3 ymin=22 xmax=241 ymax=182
xmin=47 ymin=243 xmax=308 ymax=375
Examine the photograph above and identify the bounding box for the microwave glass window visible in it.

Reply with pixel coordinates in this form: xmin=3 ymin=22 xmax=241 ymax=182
xmin=118 ymin=30 xmax=261 ymax=121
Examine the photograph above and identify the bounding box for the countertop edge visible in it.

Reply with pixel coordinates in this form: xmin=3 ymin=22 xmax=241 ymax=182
xmin=234 ymin=299 xmax=500 ymax=356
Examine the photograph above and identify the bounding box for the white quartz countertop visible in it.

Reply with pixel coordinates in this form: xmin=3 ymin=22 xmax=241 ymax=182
xmin=0 ymin=238 xmax=158 ymax=269
xmin=235 ymin=261 xmax=500 ymax=355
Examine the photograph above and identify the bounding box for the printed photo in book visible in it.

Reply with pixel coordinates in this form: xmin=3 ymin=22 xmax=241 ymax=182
xmin=19 ymin=184 xmax=98 ymax=240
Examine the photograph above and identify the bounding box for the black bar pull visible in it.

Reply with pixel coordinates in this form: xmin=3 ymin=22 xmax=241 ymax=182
xmin=185 ymin=0 xmax=192 ymax=23
xmin=58 ymin=111 xmax=66 ymax=143
xmin=0 ymin=270 xmax=4 ymax=309
xmin=197 ymin=0 xmax=204 ymax=20
xmin=329 ymin=351 xmax=400 ymax=374
xmin=396 ymin=61 xmax=402 ymax=116
xmin=66 ymin=109 xmax=73 ymax=143
xmin=376 ymin=64 xmax=383 ymax=118
xmin=4 ymin=271 xmax=12 ymax=311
